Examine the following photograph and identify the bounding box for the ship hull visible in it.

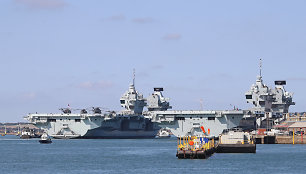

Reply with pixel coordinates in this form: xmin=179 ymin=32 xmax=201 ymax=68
xmin=31 ymin=114 xmax=161 ymax=139
xmin=81 ymin=117 xmax=160 ymax=139
xmin=39 ymin=140 xmax=52 ymax=144
xmin=20 ymin=135 xmax=40 ymax=139
xmin=52 ymin=135 xmax=81 ymax=139
xmin=149 ymin=110 xmax=247 ymax=137
xmin=82 ymin=129 xmax=159 ymax=139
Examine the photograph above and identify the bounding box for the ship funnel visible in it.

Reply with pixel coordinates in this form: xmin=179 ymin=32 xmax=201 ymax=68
xmin=147 ymin=87 xmax=172 ymax=111
xmin=120 ymin=69 xmax=146 ymax=114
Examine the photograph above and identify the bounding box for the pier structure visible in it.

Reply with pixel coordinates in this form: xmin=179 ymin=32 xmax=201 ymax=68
xmin=255 ymin=115 xmax=306 ymax=144
xmin=254 ymin=135 xmax=306 ymax=144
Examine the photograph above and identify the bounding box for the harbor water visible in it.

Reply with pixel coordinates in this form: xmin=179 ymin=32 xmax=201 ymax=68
xmin=0 ymin=135 xmax=305 ymax=174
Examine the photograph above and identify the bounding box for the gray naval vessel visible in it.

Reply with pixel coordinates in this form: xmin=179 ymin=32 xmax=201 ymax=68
xmin=145 ymin=60 xmax=296 ymax=137
xmin=25 ymin=76 xmax=161 ymax=139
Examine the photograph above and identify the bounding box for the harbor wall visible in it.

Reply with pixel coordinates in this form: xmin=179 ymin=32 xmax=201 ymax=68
xmin=276 ymin=136 xmax=306 ymax=144
xmin=255 ymin=135 xmax=306 ymax=144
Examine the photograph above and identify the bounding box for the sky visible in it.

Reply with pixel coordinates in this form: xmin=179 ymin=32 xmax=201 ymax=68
xmin=1 ymin=0 xmax=306 ymax=122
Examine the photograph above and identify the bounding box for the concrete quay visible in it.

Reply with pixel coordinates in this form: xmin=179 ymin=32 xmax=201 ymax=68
xmin=255 ymin=135 xmax=306 ymax=144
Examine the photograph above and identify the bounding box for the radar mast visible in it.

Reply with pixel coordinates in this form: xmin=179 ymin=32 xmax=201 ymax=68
xmin=120 ymin=69 xmax=146 ymax=115
xmin=259 ymin=58 xmax=262 ymax=77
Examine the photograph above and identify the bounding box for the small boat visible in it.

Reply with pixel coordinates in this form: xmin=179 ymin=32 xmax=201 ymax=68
xmin=20 ymin=127 xmax=40 ymax=139
xmin=39 ymin=133 xmax=52 ymax=144
xmin=156 ymin=128 xmax=171 ymax=138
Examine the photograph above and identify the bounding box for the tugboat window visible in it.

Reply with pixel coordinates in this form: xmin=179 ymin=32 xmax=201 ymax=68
xmin=75 ymin=119 xmax=81 ymax=122
xmin=208 ymin=117 xmax=215 ymax=120
xmin=120 ymin=100 xmax=125 ymax=104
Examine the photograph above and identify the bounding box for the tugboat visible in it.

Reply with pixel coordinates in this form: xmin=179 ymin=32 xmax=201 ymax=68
xmin=39 ymin=133 xmax=52 ymax=144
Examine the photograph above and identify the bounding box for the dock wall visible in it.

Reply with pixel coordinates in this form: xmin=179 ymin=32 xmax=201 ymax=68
xmin=276 ymin=136 xmax=306 ymax=144
xmin=255 ymin=135 xmax=306 ymax=144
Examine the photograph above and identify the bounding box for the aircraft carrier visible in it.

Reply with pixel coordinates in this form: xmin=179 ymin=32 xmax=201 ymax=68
xmin=25 ymin=77 xmax=162 ymax=139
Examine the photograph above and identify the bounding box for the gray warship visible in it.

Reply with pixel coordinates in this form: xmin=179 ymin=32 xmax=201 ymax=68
xmin=146 ymin=60 xmax=296 ymax=137
xmin=26 ymin=74 xmax=164 ymax=139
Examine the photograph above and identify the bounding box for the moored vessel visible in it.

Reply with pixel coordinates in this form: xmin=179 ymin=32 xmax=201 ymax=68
xmin=216 ymin=128 xmax=256 ymax=153
xmin=25 ymin=72 xmax=161 ymax=139
xmin=39 ymin=133 xmax=52 ymax=144
xmin=20 ymin=127 xmax=40 ymax=139
xmin=156 ymin=128 xmax=171 ymax=138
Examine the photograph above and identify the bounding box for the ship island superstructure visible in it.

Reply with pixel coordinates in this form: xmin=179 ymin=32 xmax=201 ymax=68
xmin=244 ymin=60 xmax=295 ymax=128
